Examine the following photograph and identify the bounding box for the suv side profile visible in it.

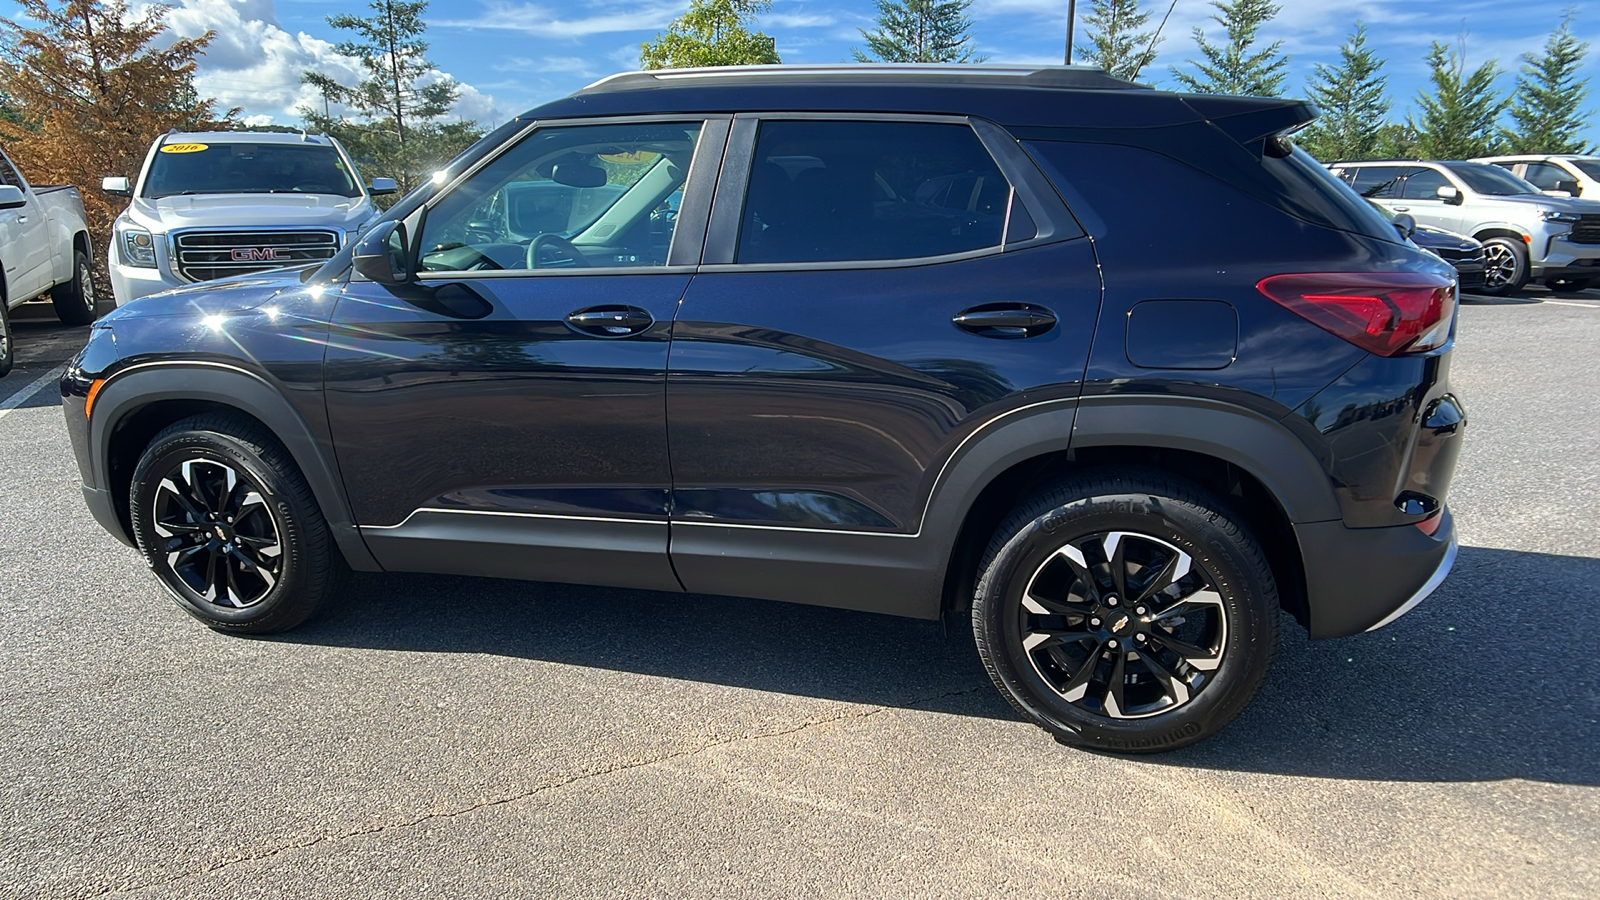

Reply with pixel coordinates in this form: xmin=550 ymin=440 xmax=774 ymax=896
xmin=64 ymin=66 xmax=1463 ymax=752
xmin=1329 ymin=159 xmax=1600 ymax=294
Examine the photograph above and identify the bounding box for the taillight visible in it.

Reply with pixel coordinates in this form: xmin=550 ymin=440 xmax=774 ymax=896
xmin=1256 ymin=272 xmax=1456 ymax=357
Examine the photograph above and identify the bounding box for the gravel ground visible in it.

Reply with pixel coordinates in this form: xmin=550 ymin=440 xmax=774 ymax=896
xmin=1 ymin=289 xmax=1596 ymax=899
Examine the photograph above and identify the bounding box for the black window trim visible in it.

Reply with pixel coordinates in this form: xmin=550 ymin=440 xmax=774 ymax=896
xmin=698 ymin=112 xmax=1079 ymax=272
xmin=389 ymin=114 xmax=732 ymax=281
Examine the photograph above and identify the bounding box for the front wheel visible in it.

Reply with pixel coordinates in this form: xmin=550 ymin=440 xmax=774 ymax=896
xmin=129 ymin=413 xmax=343 ymax=633
xmin=51 ymin=250 xmax=98 ymax=326
xmin=1479 ymin=237 xmax=1529 ymax=297
xmin=972 ymin=470 xmax=1279 ymax=752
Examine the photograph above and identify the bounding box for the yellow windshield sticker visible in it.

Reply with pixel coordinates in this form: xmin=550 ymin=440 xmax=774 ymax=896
xmin=598 ymin=151 xmax=658 ymax=164
xmin=160 ymin=143 xmax=209 ymax=154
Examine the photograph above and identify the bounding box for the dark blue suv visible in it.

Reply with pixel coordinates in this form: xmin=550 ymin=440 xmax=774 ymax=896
xmin=62 ymin=65 xmax=1464 ymax=752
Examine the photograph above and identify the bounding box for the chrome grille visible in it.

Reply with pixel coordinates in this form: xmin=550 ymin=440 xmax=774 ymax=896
xmin=173 ymin=230 xmax=340 ymax=282
xmin=1572 ymin=215 xmax=1600 ymax=245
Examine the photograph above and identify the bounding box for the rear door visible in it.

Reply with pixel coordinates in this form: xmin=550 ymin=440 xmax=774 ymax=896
xmin=664 ymin=115 xmax=1102 ymax=614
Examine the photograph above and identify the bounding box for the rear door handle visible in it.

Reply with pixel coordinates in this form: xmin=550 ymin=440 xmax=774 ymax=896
xmin=953 ymin=303 xmax=1057 ymax=338
xmin=566 ymin=305 xmax=654 ymax=337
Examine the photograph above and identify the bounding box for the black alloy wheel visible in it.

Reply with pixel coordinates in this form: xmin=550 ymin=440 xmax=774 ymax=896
xmin=973 ymin=469 xmax=1279 ymax=753
xmin=130 ymin=413 xmax=342 ymax=633
xmin=1479 ymin=237 xmax=1529 ymax=297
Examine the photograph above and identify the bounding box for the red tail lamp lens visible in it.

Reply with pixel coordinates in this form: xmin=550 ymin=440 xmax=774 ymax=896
xmin=1256 ymin=272 xmax=1456 ymax=357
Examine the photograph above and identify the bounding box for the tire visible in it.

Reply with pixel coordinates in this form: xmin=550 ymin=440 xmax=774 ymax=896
xmin=1545 ymin=277 xmax=1593 ymax=294
xmin=51 ymin=250 xmax=97 ymax=326
xmin=129 ymin=413 xmax=343 ymax=634
xmin=972 ymin=469 xmax=1279 ymax=753
xmin=1478 ymin=237 xmax=1529 ymax=297
xmin=0 ymin=300 xmax=13 ymax=378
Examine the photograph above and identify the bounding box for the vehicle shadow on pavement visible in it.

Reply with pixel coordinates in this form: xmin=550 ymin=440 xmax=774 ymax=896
xmin=283 ymin=543 xmax=1597 ymax=784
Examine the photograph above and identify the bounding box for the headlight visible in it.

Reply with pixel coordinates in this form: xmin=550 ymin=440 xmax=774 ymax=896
xmin=119 ymin=227 xmax=157 ymax=267
xmin=1540 ymin=210 xmax=1581 ymax=223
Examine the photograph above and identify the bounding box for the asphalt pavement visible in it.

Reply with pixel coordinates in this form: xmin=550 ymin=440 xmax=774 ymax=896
xmin=1 ymin=288 xmax=1597 ymax=899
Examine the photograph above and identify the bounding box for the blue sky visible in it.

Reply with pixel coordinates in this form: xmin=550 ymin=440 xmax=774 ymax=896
xmin=7 ymin=1 xmax=1599 ymax=145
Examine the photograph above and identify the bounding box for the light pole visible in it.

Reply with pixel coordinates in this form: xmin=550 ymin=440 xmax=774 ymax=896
xmin=1065 ymin=0 xmax=1077 ymax=65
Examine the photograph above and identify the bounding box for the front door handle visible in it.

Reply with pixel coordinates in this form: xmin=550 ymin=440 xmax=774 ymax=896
xmin=1391 ymin=206 xmax=1411 ymax=212
xmin=953 ymin=303 xmax=1057 ymax=338
xmin=566 ymin=305 xmax=654 ymax=337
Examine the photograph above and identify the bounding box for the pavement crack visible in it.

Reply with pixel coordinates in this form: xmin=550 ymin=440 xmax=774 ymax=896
xmin=87 ymin=686 xmax=987 ymax=897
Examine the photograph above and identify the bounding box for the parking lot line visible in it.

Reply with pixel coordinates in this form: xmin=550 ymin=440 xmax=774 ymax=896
xmin=1541 ymin=299 xmax=1600 ymax=309
xmin=0 ymin=363 xmax=68 ymax=422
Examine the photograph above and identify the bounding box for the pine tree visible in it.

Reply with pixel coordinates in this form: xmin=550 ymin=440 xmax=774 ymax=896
xmin=1409 ymin=38 xmax=1508 ymax=160
xmin=1170 ymin=0 xmax=1288 ymax=97
xmin=853 ymin=0 xmax=984 ymax=63
xmin=1296 ymin=24 xmax=1390 ymax=161
xmin=0 ymin=0 xmax=232 ymax=247
xmin=301 ymin=0 xmax=478 ymax=195
xmin=640 ymin=0 xmax=780 ymax=69
xmin=1076 ymin=0 xmax=1163 ymax=82
xmin=1503 ymin=13 xmax=1593 ymax=153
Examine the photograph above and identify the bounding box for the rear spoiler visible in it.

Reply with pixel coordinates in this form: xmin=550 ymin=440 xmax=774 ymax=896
xmin=1180 ymin=95 xmax=1321 ymax=149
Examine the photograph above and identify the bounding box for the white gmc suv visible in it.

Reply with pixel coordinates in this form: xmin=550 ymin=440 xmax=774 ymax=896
xmin=102 ymin=132 xmax=395 ymax=306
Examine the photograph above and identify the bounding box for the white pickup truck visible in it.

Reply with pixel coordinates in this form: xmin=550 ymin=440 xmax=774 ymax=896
xmin=0 ymin=146 xmax=96 ymax=377
xmin=102 ymin=131 xmax=394 ymax=306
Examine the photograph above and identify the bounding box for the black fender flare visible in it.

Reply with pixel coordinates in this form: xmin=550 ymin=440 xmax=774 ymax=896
xmin=88 ymin=360 xmax=380 ymax=571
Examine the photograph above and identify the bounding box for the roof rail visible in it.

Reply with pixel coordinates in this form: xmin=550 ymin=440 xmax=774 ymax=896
xmin=578 ymin=63 xmax=1141 ymax=94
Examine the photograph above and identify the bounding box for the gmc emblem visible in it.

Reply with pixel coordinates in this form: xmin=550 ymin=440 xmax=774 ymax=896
xmin=231 ymin=247 xmax=289 ymax=262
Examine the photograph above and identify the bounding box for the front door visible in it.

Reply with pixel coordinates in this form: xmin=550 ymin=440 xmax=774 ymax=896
xmin=325 ymin=117 xmax=725 ymax=592
xmin=0 ymin=152 xmax=52 ymax=300
xmin=665 ymin=116 xmax=1102 ymax=615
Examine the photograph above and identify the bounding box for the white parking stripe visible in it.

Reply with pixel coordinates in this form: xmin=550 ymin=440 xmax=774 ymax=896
xmin=0 ymin=363 xmax=69 ymax=423
xmin=1541 ymin=299 xmax=1600 ymax=309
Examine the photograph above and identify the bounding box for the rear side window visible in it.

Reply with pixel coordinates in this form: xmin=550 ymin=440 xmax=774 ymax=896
xmin=736 ymin=120 xmax=1011 ymax=264
xmin=1400 ymin=167 xmax=1451 ymax=199
xmin=1348 ymin=166 xmax=1404 ymax=199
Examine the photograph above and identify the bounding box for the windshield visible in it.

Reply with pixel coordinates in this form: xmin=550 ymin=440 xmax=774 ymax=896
xmin=142 ymin=142 xmax=363 ymax=199
xmin=1440 ymin=162 xmax=1539 ymax=196
xmin=1570 ymin=159 xmax=1600 ymax=181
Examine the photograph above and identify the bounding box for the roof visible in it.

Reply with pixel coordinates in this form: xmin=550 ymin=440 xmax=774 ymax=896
xmin=520 ymin=64 xmax=1312 ymax=136
xmin=159 ymin=131 xmax=336 ymax=146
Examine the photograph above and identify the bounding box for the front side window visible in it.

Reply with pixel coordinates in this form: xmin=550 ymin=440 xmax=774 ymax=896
xmin=736 ymin=120 xmax=1011 ymax=264
xmin=0 ymin=153 xmax=23 ymax=189
xmin=417 ymin=121 xmax=702 ymax=272
xmin=141 ymin=143 xmax=361 ymax=199
xmin=1522 ymin=161 xmax=1568 ymax=191
xmin=1400 ymin=167 xmax=1451 ymax=199
xmin=1440 ymin=162 xmax=1538 ymax=196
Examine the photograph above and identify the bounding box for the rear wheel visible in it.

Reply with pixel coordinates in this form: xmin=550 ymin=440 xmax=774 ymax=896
xmin=51 ymin=250 xmax=97 ymax=326
xmin=972 ymin=469 xmax=1279 ymax=752
xmin=0 ymin=301 xmax=13 ymax=377
xmin=129 ymin=413 xmax=343 ymax=633
xmin=1479 ymin=237 xmax=1529 ymax=296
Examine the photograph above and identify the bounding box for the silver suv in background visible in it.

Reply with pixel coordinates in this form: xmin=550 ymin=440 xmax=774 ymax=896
xmin=1476 ymin=154 xmax=1600 ymax=200
xmin=1328 ymin=159 xmax=1600 ymax=295
xmin=101 ymin=132 xmax=396 ymax=306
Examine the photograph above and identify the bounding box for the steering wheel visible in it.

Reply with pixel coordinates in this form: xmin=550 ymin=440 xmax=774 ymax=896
xmin=526 ymin=233 xmax=591 ymax=269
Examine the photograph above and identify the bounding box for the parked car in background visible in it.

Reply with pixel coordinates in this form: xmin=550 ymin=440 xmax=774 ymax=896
xmin=1366 ymin=200 xmax=1485 ymax=291
xmin=101 ymin=132 xmax=397 ymax=306
xmin=0 ymin=146 xmax=95 ymax=377
xmin=1477 ymin=154 xmax=1600 ymax=200
xmin=1329 ymin=159 xmax=1600 ymax=295
xmin=65 ymin=65 xmax=1464 ymax=753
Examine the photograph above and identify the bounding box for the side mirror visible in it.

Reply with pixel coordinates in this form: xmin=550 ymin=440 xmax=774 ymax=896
xmin=369 ymin=177 xmax=398 ymax=196
xmin=101 ymin=176 xmax=132 ymax=197
xmin=1435 ymin=185 xmax=1462 ymax=205
xmin=1541 ymin=189 xmax=1574 ymax=198
xmin=1391 ymin=213 xmax=1417 ymax=239
xmin=352 ymin=220 xmax=411 ymax=285
xmin=1555 ymin=180 xmax=1582 ymax=197
xmin=0 ymin=184 xmax=24 ymax=210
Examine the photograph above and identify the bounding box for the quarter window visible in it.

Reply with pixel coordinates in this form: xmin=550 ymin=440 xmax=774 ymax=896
xmin=736 ymin=120 xmax=1013 ymax=264
xmin=417 ymin=121 xmax=703 ymax=272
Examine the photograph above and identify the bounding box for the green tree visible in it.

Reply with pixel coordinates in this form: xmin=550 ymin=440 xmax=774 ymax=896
xmin=1076 ymin=0 xmax=1162 ymax=82
xmin=1171 ymin=0 xmax=1288 ymax=97
xmin=1503 ymin=12 xmax=1593 ymax=153
xmin=640 ymin=0 xmax=780 ymax=69
xmin=1409 ymin=38 xmax=1508 ymax=159
xmin=1297 ymin=24 xmax=1391 ymax=161
xmin=301 ymin=0 xmax=476 ymax=194
xmin=853 ymin=0 xmax=983 ymax=63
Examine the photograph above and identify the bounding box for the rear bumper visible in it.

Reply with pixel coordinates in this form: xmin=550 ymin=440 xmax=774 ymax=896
xmin=1296 ymin=506 xmax=1456 ymax=639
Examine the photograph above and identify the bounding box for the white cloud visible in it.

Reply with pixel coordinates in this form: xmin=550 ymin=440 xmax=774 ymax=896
xmin=435 ymin=0 xmax=683 ymax=39
xmin=149 ymin=0 xmax=507 ymax=126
